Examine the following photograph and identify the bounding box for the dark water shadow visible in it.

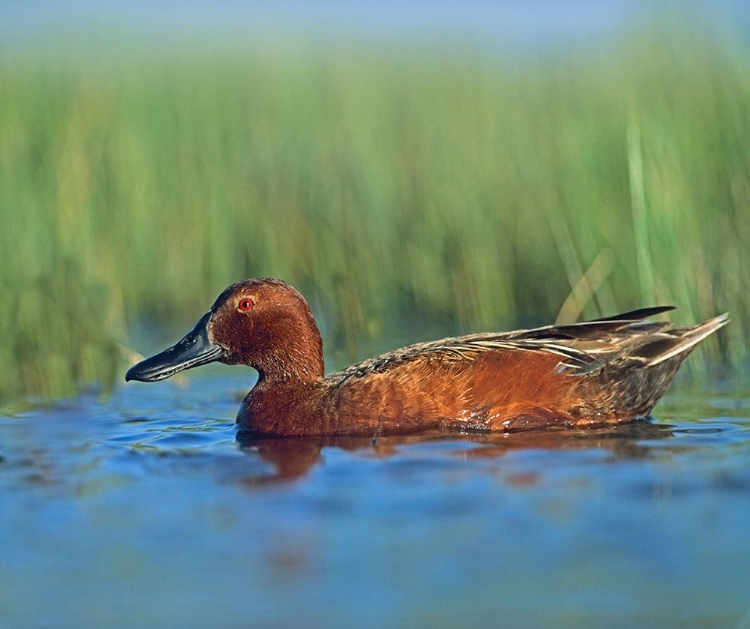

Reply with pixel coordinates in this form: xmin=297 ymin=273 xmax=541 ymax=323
xmin=235 ymin=420 xmax=676 ymax=483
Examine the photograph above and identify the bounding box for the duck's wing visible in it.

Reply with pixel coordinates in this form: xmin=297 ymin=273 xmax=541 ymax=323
xmin=484 ymin=308 xmax=727 ymax=374
xmin=328 ymin=307 xmax=727 ymax=384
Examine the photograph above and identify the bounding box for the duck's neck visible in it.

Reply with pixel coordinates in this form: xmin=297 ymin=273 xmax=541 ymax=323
xmin=252 ymin=311 xmax=325 ymax=385
xmin=241 ymin=330 xmax=327 ymax=435
xmin=237 ymin=304 xmax=327 ymax=434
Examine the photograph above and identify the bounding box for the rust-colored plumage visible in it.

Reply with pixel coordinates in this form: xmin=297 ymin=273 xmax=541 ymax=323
xmin=126 ymin=278 xmax=727 ymax=436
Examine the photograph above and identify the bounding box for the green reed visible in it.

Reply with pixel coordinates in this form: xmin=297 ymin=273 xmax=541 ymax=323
xmin=1 ymin=26 xmax=747 ymax=400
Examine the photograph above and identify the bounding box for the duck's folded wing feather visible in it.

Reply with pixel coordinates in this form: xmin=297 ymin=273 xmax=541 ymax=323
xmin=329 ymin=307 xmax=676 ymax=383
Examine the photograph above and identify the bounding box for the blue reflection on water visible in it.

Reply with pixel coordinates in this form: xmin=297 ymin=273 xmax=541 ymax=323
xmin=1 ymin=373 xmax=750 ymax=628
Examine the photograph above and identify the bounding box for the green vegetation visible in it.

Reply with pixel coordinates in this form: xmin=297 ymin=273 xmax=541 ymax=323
xmin=1 ymin=25 xmax=748 ymax=400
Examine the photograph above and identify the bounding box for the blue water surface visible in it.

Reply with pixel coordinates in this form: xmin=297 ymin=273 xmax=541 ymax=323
xmin=2 ymin=371 xmax=750 ymax=629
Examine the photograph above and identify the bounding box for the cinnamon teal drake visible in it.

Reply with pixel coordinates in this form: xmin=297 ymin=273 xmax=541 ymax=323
xmin=125 ymin=278 xmax=727 ymax=436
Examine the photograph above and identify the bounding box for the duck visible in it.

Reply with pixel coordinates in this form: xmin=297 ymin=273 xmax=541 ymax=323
xmin=125 ymin=278 xmax=727 ymax=436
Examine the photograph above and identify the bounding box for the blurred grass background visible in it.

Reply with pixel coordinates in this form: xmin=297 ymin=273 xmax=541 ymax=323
xmin=1 ymin=12 xmax=748 ymax=400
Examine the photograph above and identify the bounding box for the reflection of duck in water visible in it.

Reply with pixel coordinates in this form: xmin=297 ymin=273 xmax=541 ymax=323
xmin=236 ymin=422 xmax=676 ymax=482
xmin=127 ymin=278 xmax=726 ymax=437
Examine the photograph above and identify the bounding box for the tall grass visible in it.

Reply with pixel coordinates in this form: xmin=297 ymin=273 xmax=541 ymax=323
xmin=1 ymin=25 xmax=748 ymax=400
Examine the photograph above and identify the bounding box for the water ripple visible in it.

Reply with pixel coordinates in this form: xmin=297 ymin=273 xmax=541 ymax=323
xmin=2 ymin=378 xmax=750 ymax=628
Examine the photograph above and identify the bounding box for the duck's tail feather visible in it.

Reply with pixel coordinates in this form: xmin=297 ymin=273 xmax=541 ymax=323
xmin=636 ymin=313 xmax=729 ymax=366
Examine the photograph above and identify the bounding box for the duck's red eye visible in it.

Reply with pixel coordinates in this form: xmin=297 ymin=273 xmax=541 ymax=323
xmin=238 ymin=298 xmax=254 ymax=311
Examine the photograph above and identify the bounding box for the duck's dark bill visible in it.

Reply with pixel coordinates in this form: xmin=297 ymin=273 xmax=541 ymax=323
xmin=125 ymin=313 xmax=225 ymax=382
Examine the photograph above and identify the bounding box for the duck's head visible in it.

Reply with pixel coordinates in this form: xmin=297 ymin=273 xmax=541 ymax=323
xmin=125 ymin=278 xmax=324 ymax=384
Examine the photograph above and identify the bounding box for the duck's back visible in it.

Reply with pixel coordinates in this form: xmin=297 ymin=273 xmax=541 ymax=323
xmin=318 ymin=308 xmax=727 ymax=435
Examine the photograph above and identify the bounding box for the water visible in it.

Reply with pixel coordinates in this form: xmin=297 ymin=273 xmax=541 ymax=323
xmin=2 ymin=370 xmax=750 ymax=629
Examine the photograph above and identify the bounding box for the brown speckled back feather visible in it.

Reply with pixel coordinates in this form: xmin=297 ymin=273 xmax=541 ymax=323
xmin=317 ymin=309 xmax=728 ymax=434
